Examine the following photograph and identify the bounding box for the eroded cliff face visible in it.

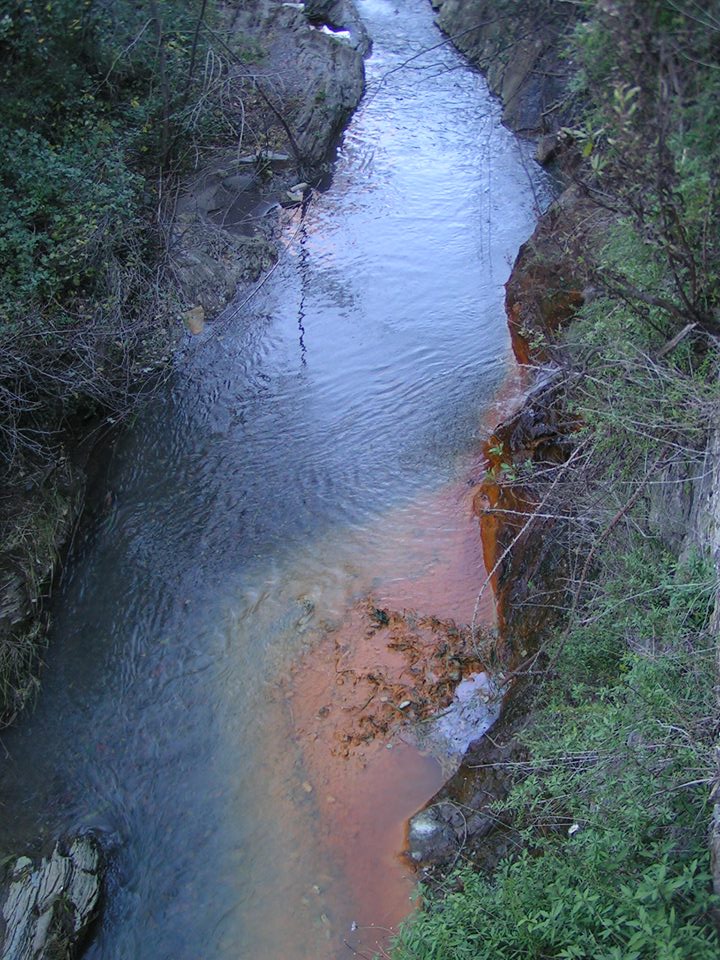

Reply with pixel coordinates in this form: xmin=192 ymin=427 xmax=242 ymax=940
xmin=432 ymin=0 xmax=577 ymax=134
xmin=505 ymin=185 xmax=599 ymax=360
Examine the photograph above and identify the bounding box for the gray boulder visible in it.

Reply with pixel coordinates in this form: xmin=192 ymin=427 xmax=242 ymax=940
xmin=407 ymin=809 xmax=457 ymax=865
xmin=1 ymin=836 xmax=103 ymax=960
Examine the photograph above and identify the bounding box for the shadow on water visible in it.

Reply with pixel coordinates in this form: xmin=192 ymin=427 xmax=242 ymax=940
xmin=0 ymin=0 xmax=549 ymax=956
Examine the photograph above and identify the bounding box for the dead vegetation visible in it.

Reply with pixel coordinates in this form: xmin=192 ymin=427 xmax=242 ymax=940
xmin=294 ymin=599 xmax=491 ymax=757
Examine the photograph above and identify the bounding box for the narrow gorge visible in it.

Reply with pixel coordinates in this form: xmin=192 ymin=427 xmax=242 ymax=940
xmin=3 ymin=1 xmax=719 ymax=958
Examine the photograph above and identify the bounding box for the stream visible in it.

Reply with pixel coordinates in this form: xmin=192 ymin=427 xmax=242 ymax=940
xmin=0 ymin=0 xmax=547 ymax=957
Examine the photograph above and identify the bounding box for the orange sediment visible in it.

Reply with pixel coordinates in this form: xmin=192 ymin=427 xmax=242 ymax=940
xmin=251 ymin=346 xmax=545 ymax=959
xmin=277 ymin=399 xmax=521 ymax=956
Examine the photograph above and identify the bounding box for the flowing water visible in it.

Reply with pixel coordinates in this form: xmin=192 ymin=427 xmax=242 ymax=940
xmin=0 ymin=0 xmax=547 ymax=956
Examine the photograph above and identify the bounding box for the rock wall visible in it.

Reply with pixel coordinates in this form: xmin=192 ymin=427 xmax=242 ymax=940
xmin=433 ymin=0 xmax=578 ymax=135
xmin=172 ymin=0 xmax=367 ymax=318
xmin=0 ymin=458 xmax=86 ymax=728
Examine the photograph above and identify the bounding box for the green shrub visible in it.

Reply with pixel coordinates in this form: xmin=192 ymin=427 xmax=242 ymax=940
xmin=397 ymin=854 xmax=717 ymax=960
xmin=0 ymin=128 xmax=143 ymax=308
xmin=0 ymin=0 xmax=230 ymax=466
xmin=394 ymin=551 xmax=719 ymax=959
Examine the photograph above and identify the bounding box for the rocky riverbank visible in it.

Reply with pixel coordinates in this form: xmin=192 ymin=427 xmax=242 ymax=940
xmin=0 ymin=0 xmax=367 ymax=730
xmin=170 ymin=0 xmax=368 ymax=319
xmin=434 ymin=0 xmax=577 ymax=136
xmin=406 ymin=0 xmax=587 ymax=876
xmin=406 ymin=0 xmax=720 ymax=918
xmin=0 ymin=3 xmax=368 ymax=955
xmin=2 ymin=838 xmax=103 ymax=960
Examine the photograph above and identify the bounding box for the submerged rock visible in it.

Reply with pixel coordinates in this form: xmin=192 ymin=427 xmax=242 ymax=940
xmin=407 ymin=693 xmax=531 ymax=872
xmin=416 ymin=672 xmax=499 ymax=767
xmin=1 ymin=835 xmax=104 ymax=960
xmin=407 ymin=809 xmax=457 ymax=864
xmin=183 ymin=305 xmax=206 ymax=335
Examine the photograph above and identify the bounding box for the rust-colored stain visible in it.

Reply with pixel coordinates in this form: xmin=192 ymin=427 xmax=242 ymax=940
xmin=471 ymin=358 xmax=540 ymax=644
xmin=504 ymin=214 xmax=587 ymax=368
xmin=274 ymin=179 xmax=592 ymax=960
xmin=286 ymin=600 xmax=488 ymax=957
xmin=363 ymin=479 xmax=497 ymax=626
xmin=474 ymin=364 xmax=575 ymax=651
xmin=278 ymin=465 xmax=502 ymax=956
xmin=270 ymin=351 xmax=551 ymax=958
xmin=474 ymin=432 xmax=538 ymax=641
xmin=290 ymin=600 xmax=485 ymax=758
xmin=507 ymin=299 xmax=533 ymax=365
xmin=505 ymin=287 xmax=583 ymax=365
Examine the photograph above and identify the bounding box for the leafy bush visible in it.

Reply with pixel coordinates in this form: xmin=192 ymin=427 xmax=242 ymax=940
xmin=398 ymin=854 xmax=717 ymax=960
xmin=0 ymin=0 xmax=229 ymax=468
xmin=566 ymin=0 xmax=720 ymax=339
xmin=0 ymin=129 xmax=143 ymax=308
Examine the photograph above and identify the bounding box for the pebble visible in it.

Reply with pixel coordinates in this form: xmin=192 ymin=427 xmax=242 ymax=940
xmin=302 ymin=781 xmax=313 ymax=793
